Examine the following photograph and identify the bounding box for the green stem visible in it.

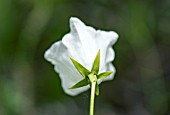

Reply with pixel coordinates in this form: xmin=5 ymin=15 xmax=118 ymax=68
xmin=90 ymin=82 xmax=96 ymax=115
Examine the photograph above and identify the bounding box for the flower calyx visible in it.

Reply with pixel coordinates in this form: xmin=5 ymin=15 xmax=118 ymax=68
xmin=69 ymin=50 xmax=112 ymax=96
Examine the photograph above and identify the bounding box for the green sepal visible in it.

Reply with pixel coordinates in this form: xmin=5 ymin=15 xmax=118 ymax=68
xmin=70 ymin=57 xmax=90 ymax=78
xmin=69 ymin=79 xmax=89 ymax=89
xmin=95 ymin=83 xmax=99 ymax=96
xmin=97 ymin=71 xmax=112 ymax=81
xmin=91 ymin=50 xmax=100 ymax=75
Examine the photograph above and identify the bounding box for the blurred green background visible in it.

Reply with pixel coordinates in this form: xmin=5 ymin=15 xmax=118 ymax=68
xmin=0 ymin=0 xmax=170 ymax=115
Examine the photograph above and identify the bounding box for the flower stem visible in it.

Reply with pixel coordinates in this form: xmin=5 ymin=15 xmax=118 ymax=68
xmin=89 ymin=82 xmax=96 ymax=115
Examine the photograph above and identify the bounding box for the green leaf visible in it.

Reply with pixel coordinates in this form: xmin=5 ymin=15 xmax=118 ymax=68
xmin=91 ymin=50 xmax=100 ymax=75
xmin=97 ymin=71 xmax=112 ymax=81
xmin=69 ymin=79 xmax=89 ymax=89
xmin=70 ymin=57 xmax=90 ymax=78
xmin=95 ymin=83 xmax=99 ymax=95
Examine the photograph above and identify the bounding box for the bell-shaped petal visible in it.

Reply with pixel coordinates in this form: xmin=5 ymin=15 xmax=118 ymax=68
xmin=44 ymin=17 xmax=118 ymax=96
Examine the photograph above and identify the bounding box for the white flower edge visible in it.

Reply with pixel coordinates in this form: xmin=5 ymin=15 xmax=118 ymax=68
xmin=44 ymin=17 xmax=118 ymax=96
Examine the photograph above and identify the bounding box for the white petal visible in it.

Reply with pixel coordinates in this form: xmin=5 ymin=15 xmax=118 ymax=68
xmin=44 ymin=41 xmax=89 ymax=96
xmin=44 ymin=41 xmax=66 ymax=65
xmin=96 ymin=31 xmax=118 ymax=64
xmin=69 ymin=17 xmax=98 ymax=68
xmin=61 ymin=33 xmax=88 ymax=69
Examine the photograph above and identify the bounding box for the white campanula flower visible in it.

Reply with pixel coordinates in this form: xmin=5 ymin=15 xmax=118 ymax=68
xmin=44 ymin=17 xmax=118 ymax=96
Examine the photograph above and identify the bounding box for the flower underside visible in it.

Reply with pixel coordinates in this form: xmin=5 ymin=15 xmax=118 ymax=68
xmin=69 ymin=50 xmax=112 ymax=96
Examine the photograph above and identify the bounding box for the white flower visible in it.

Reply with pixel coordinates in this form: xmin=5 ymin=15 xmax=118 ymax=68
xmin=44 ymin=17 xmax=118 ymax=96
